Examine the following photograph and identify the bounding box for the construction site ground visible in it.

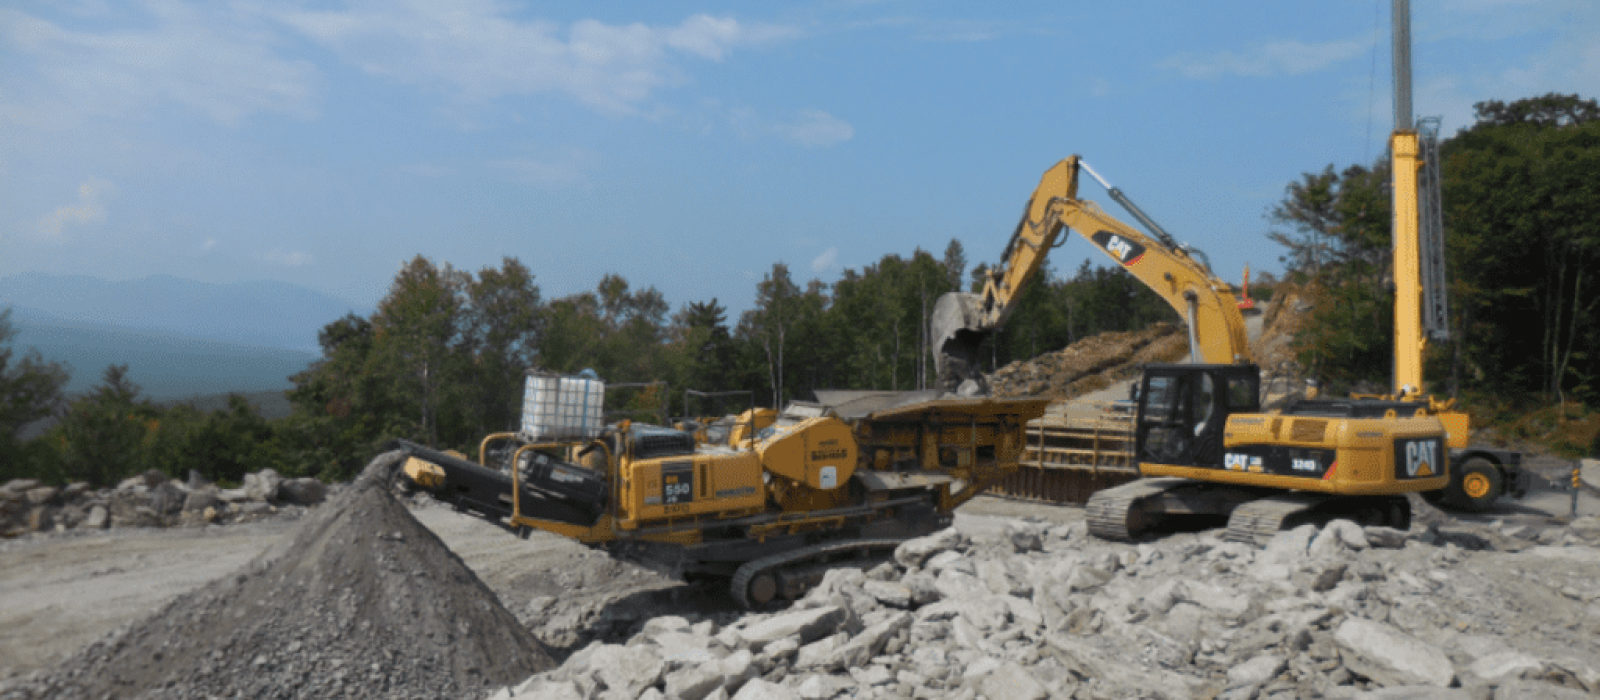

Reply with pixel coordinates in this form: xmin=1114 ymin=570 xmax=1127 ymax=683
xmin=3 ymin=471 xmax=1596 ymax=691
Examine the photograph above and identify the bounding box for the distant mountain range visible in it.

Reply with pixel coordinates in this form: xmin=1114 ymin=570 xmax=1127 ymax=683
xmin=1 ymin=274 xmax=359 ymax=401
xmin=0 ymin=272 xmax=362 ymax=353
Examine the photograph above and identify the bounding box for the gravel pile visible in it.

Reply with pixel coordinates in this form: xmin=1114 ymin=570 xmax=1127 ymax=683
xmin=490 ymin=510 xmax=1600 ymax=699
xmin=6 ymin=452 xmax=553 ymax=699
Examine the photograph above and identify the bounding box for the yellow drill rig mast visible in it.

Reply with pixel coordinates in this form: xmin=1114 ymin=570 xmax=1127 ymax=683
xmin=1387 ymin=0 xmax=1525 ymax=510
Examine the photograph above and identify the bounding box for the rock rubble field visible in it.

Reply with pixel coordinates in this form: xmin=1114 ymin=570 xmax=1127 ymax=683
xmin=1 ymin=467 xmax=327 ymax=537
xmin=5 ymin=459 xmax=1599 ymax=699
xmin=493 ymin=505 xmax=1600 ymax=700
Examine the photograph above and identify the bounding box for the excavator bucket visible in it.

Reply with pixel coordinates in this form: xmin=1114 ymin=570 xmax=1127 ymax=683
xmin=930 ymin=291 xmax=989 ymax=395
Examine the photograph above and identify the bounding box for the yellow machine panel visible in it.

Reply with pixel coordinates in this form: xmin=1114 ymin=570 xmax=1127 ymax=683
xmin=1137 ymin=413 xmax=1450 ymax=495
xmin=619 ymin=451 xmax=766 ymax=528
xmin=755 ymin=416 xmax=858 ymax=490
xmin=729 ymin=408 xmax=778 ymax=446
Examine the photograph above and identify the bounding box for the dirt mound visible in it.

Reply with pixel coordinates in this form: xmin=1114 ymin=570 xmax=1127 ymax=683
xmin=988 ymin=322 xmax=1187 ymax=399
xmin=14 ymin=452 xmax=552 ymax=699
xmin=1252 ymin=283 xmax=1311 ymax=401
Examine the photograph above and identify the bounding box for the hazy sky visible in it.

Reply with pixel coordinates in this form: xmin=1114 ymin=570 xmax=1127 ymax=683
xmin=3 ymin=1 xmax=1595 ymax=316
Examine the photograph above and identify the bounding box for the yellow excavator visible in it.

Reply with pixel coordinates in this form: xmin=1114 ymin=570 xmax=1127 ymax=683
xmin=395 ymin=379 xmax=1045 ymax=607
xmin=930 ymin=155 xmax=1451 ymax=542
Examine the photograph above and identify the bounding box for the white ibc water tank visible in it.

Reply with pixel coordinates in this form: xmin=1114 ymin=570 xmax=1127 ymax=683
xmin=521 ymin=372 xmax=604 ymax=440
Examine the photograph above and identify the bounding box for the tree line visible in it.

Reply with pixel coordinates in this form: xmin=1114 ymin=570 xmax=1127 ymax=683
xmin=1 ymin=242 xmax=1175 ymax=485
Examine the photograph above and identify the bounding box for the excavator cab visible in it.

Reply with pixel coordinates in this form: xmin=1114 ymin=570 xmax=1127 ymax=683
xmin=1135 ymin=364 xmax=1260 ymax=469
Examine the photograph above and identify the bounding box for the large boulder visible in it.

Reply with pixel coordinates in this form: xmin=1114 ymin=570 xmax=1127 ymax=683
xmin=278 ymin=478 xmax=327 ymax=505
xmin=243 ymin=469 xmax=283 ymax=502
xmin=894 ymin=528 xmax=964 ymax=569
xmin=1334 ymin=617 xmax=1454 ymax=687
xmin=738 ymin=606 xmax=846 ymax=650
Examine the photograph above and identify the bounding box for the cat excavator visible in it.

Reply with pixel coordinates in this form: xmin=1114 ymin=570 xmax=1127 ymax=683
xmin=930 ymin=155 xmax=1451 ymax=543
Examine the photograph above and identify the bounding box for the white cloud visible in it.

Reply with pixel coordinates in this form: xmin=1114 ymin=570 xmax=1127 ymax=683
xmin=202 ymin=237 xmax=217 ymax=251
xmin=1163 ymin=38 xmax=1368 ymax=79
xmin=811 ymin=246 xmax=839 ymax=273
xmin=262 ymin=249 xmax=314 ymax=266
xmin=0 ymin=4 xmax=319 ymax=127
xmin=272 ymin=3 xmax=797 ymax=114
xmin=38 ymin=179 xmax=113 ymax=236
xmin=773 ymin=110 xmax=855 ymax=148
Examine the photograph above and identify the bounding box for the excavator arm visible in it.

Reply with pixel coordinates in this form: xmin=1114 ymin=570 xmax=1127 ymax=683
xmin=931 ymin=156 xmax=1250 ymax=393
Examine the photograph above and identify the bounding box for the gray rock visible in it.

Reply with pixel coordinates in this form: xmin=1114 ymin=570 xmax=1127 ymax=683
xmin=1227 ymin=654 xmax=1286 ymax=688
xmin=862 ymin=579 xmax=912 ymax=608
xmin=1492 ymin=680 xmax=1592 ymax=700
xmin=902 ymin=571 xmax=940 ymax=605
xmin=1333 ymin=617 xmax=1454 ymax=687
xmin=972 ymin=661 xmax=1047 ymax=700
xmin=586 ymin=644 xmax=664 ymax=698
xmin=1363 ymin=526 xmax=1409 ymax=549
xmin=823 ymin=611 xmax=910 ymax=670
xmin=652 ymin=630 xmax=725 ymax=669
xmin=183 ymin=487 xmax=220 ymax=513
xmin=137 ymin=469 xmax=167 ymax=488
xmin=62 ymin=481 xmax=93 ymax=500
xmin=1468 ymin=651 xmax=1543 ymax=684
xmin=1261 ymin=523 xmax=1318 ymax=564
xmin=894 ymin=528 xmax=964 ymax=569
xmin=278 ymin=478 xmax=327 ymax=505
xmin=245 ymin=469 xmax=284 ymax=501
xmin=1313 ymin=562 xmax=1350 ymax=592
xmin=147 ymin=482 xmax=188 ymax=515
xmin=24 ymin=486 xmax=60 ymax=505
xmin=665 ymin=664 xmax=724 ymax=700
xmin=1066 ymin=566 xmax=1112 ymax=592
xmin=718 ymin=650 xmax=758 ymax=692
xmin=1322 ymin=519 xmax=1369 ymax=550
xmin=738 ymin=606 xmax=845 ymax=650
xmin=732 ymin=679 xmax=798 ymax=700
xmin=83 ymin=504 xmax=109 ymax=529
xmin=1431 ymin=524 xmax=1492 ymax=550
xmin=794 ymin=633 xmax=846 ymax=669
xmin=958 ymin=595 xmax=1010 ymax=632
xmin=510 ymin=678 xmax=585 ymax=700
xmin=2 ymin=478 xmax=42 ymax=495
xmin=1005 ymin=521 xmax=1045 ymax=553
xmin=1353 ymin=688 xmax=1470 ymax=699
xmin=796 ymin=674 xmax=849 ymax=700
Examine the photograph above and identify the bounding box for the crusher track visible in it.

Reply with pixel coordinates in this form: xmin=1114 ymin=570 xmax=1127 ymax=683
xmin=730 ymin=538 xmax=904 ymax=609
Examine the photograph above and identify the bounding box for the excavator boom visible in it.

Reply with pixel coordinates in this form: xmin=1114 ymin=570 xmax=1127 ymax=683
xmin=931 ymin=157 xmax=1249 ymax=392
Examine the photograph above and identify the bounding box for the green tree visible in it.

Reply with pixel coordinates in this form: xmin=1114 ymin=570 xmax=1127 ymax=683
xmin=48 ymin=365 xmax=156 ymax=486
xmin=1443 ymin=93 xmax=1600 ymax=403
xmin=0 ymin=308 xmax=69 ymax=480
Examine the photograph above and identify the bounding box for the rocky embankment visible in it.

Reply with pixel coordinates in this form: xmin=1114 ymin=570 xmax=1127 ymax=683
xmin=495 ymin=512 xmax=1600 ymax=700
xmin=0 ymin=469 xmax=327 ymax=537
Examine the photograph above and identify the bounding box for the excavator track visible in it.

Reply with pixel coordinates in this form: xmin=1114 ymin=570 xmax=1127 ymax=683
xmin=1224 ymin=493 xmax=1411 ymax=546
xmin=730 ymin=538 xmax=904 ymax=609
xmin=1222 ymin=493 xmax=1326 ymax=546
xmin=1085 ymin=478 xmax=1189 ymax=542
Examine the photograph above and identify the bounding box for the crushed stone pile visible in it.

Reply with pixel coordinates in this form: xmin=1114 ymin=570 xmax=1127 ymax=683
xmin=8 ymin=452 xmax=553 ymax=699
xmin=490 ymin=510 xmax=1600 ymax=700
xmin=988 ymin=322 xmax=1187 ymax=399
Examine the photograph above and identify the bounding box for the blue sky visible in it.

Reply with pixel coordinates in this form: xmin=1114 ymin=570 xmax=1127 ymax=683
xmin=3 ymin=0 xmax=1596 ymax=319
